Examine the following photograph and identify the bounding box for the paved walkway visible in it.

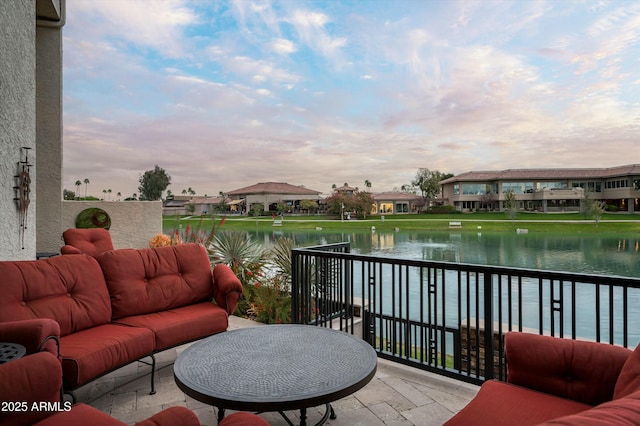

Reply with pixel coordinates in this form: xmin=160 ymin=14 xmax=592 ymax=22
xmin=80 ymin=316 xmax=478 ymax=426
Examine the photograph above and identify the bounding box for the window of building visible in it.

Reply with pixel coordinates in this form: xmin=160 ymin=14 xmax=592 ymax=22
xmin=502 ymin=182 xmax=534 ymax=194
xmin=572 ymin=181 xmax=602 ymax=192
xmin=453 ymin=184 xmax=459 ymax=195
xmin=605 ymin=179 xmax=629 ymax=189
xmin=540 ymin=181 xmax=569 ymax=190
xmin=462 ymin=183 xmax=486 ymax=195
xmin=379 ymin=203 xmax=393 ymax=213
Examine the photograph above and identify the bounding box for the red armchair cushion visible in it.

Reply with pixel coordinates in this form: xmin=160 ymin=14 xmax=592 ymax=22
xmin=614 ymin=344 xmax=640 ymax=399
xmin=0 ymin=255 xmax=112 ymax=337
xmin=61 ymin=228 xmax=114 ymax=257
xmin=505 ymin=332 xmax=631 ymax=405
xmin=133 ymin=406 xmax=200 ymax=426
xmin=115 ymin=302 xmax=228 ymax=351
xmin=34 ymin=403 xmax=127 ymax=426
xmin=0 ymin=351 xmax=63 ymax=426
xmin=444 ymin=380 xmax=591 ymax=426
xmin=219 ymin=412 xmax=270 ymax=426
xmin=98 ymin=244 xmax=214 ymax=319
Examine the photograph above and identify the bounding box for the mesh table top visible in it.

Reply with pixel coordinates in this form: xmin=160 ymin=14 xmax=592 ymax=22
xmin=174 ymin=325 xmax=377 ymax=412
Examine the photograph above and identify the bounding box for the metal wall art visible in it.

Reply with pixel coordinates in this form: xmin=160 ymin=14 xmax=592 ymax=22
xmin=13 ymin=147 xmax=32 ymax=249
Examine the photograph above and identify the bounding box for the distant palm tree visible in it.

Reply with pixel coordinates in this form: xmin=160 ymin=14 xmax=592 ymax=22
xmin=83 ymin=178 xmax=89 ymax=197
xmin=102 ymin=189 xmax=107 ymax=199
xmin=117 ymin=192 xmax=122 ymax=201
xmin=364 ymin=180 xmax=372 ymax=191
xmin=182 ymin=189 xmax=187 ymax=195
xmin=75 ymin=180 xmax=81 ymax=198
xmin=108 ymin=189 xmax=112 ymax=200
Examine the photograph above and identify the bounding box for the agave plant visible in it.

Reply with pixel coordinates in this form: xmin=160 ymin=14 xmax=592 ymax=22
xmin=208 ymin=231 xmax=270 ymax=285
xmin=271 ymin=237 xmax=294 ymax=288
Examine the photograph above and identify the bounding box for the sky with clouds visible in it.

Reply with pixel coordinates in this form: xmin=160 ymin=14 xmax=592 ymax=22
xmin=62 ymin=0 xmax=640 ymax=199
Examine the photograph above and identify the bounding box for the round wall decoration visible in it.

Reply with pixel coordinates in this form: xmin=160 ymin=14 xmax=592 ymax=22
xmin=75 ymin=207 xmax=112 ymax=229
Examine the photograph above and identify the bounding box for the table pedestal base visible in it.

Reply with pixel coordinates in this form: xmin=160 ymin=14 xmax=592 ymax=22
xmin=217 ymin=404 xmax=337 ymax=426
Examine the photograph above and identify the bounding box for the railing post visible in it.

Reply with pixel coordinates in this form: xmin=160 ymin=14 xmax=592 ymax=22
xmin=291 ymin=250 xmax=300 ymax=324
xmin=483 ymin=272 xmax=494 ymax=380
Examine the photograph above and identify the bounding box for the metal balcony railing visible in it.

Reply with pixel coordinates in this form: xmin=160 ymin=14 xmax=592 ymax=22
xmin=291 ymin=242 xmax=640 ymax=386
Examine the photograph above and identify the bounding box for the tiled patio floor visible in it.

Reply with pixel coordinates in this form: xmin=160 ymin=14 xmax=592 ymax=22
xmin=78 ymin=316 xmax=478 ymax=426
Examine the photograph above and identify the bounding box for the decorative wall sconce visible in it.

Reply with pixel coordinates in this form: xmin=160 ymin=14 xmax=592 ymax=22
xmin=13 ymin=147 xmax=32 ymax=249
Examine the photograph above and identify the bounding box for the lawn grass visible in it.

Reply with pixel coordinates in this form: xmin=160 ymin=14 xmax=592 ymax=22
xmin=163 ymin=211 xmax=640 ymax=235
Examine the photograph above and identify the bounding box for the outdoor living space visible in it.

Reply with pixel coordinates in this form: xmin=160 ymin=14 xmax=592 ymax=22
xmin=78 ymin=316 xmax=479 ymax=426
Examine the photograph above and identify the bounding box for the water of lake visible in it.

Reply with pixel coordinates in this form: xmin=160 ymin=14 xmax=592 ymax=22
xmin=247 ymin=229 xmax=640 ymax=278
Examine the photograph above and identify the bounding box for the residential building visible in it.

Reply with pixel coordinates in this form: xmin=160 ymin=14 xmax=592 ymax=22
xmin=440 ymin=165 xmax=640 ymax=213
xmin=371 ymin=192 xmax=423 ymax=214
xmin=226 ymin=182 xmax=322 ymax=214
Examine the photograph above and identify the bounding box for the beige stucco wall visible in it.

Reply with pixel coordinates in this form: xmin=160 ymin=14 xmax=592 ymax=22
xmin=0 ymin=1 xmax=37 ymax=260
xmin=61 ymin=201 xmax=162 ymax=250
xmin=35 ymin=20 xmax=64 ymax=255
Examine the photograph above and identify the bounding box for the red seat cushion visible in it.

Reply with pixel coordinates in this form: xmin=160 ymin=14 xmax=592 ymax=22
xmin=444 ymin=380 xmax=591 ymax=426
xmin=60 ymin=324 xmax=154 ymax=389
xmin=98 ymin=244 xmax=214 ymax=319
xmin=115 ymin=302 xmax=228 ymax=351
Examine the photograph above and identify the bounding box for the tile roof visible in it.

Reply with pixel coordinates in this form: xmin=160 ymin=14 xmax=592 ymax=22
xmin=440 ymin=164 xmax=640 ymax=184
xmin=227 ymin=182 xmax=322 ymax=196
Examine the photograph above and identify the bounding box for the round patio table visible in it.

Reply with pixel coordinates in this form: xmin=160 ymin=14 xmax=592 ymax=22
xmin=174 ymin=324 xmax=377 ymax=426
xmin=0 ymin=342 xmax=26 ymax=364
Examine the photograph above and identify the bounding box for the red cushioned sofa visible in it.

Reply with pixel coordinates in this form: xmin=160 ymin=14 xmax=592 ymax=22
xmin=0 ymin=320 xmax=268 ymax=426
xmin=445 ymin=332 xmax=640 ymax=425
xmin=0 ymin=243 xmax=243 ymax=397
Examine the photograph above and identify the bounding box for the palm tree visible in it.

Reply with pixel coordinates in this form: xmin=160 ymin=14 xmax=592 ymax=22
xmin=107 ymin=189 xmax=112 ymax=200
xmin=83 ymin=178 xmax=90 ymax=197
xmin=364 ymin=180 xmax=372 ymax=192
xmin=102 ymin=189 xmax=107 ymax=200
xmin=117 ymin=192 xmax=122 ymax=201
xmin=75 ymin=180 xmax=81 ymax=199
xmin=182 ymin=189 xmax=187 ymax=195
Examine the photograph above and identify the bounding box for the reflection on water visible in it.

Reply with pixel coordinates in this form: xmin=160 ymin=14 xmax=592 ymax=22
xmin=245 ymin=229 xmax=640 ymax=278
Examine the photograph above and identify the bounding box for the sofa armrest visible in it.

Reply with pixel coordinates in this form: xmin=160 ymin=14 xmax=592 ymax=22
xmin=0 ymin=319 xmax=60 ymax=357
xmin=133 ymin=406 xmax=200 ymax=426
xmin=505 ymin=332 xmax=631 ymax=406
xmin=0 ymin=351 xmax=63 ymax=426
xmin=212 ymin=263 xmax=243 ymax=315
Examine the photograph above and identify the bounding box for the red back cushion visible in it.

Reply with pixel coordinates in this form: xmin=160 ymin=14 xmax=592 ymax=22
xmin=0 ymin=255 xmax=112 ymax=336
xmin=62 ymin=228 xmax=114 ymax=257
xmin=614 ymin=344 xmax=640 ymax=399
xmin=97 ymin=244 xmax=214 ymax=319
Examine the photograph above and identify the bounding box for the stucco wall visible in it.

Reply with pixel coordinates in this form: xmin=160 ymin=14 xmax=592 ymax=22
xmin=0 ymin=1 xmax=37 ymax=260
xmin=35 ymin=22 xmax=64 ymax=254
xmin=61 ymin=201 xmax=162 ymax=250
